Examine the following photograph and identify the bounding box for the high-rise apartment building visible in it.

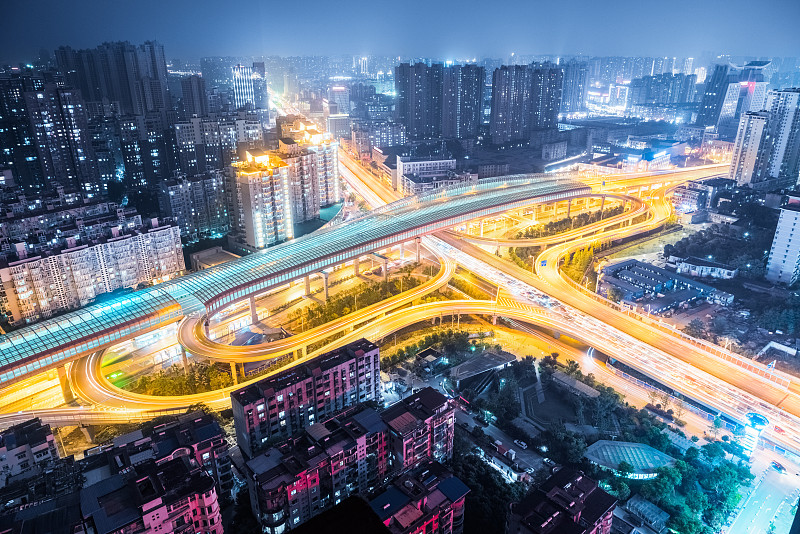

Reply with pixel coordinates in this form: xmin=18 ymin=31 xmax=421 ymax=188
xmin=277 ymin=116 xmax=341 ymax=213
xmin=395 ymin=62 xmax=443 ymax=139
xmin=158 ymin=172 xmax=229 ymax=241
xmin=529 ymin=63 xmax=563 ymax=130
xmin=0 ymin=75 xmax=46 ymax=191
xmin=507 ymin=469 xmax=616 ymax=534
xmin=226 ymin=153 xmax=292 ymax=250
xmin=697 ymin=62 xmax=769 ymax=138
xmin=560 ymin=60 xmax=589 ymax=114
xmin=763 ymin=88 xmax=800 ymax=181
xmin=0 ymin=75 xmax=101 ymax=193
xmin=55 ymin=41 xmax=170 ymax=116
xmin=489 ymin=63 xmax=562 ymax=145
xmin=0 ymin=218 xmax=184 ymax=326
xmin=395 ymin=63 xmax=484 ymax=140
xmin=489 ymin=65 xmax=532 ymax=145
xmin=172 ymin=115 xmax=263 ymax=175
xmin=24 ymin=84 xmax=100 ymax=194
xmin=766 ymin=195 xmax=800 ymax=285
xmin=232 ymin=64 xmax=255 ymax=109
xmin=729 ymin=111 xmax=770 ymax=186
xmin=728 ymin=88 xmax=800 ymax=188
xmin=231 ymin=338 xmax=381 ymax=459
xmin=252 ymin=61 xmax=268 ymax=109
xmin=441 ymin=64 xmax=485 ymax=139
xmin=181 ymin=74 xmax=208 ymax=117
xmin=246 ymin=405 xmax=389 ymax=534
xmin=351 ymin=120 xmax=407 ymax=155
xmin=381 ymin=388 xmax=455 ymax=470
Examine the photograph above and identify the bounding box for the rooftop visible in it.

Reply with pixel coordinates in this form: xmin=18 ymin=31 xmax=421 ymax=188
xmin=585 ymin=440 xmax=675 ymax=476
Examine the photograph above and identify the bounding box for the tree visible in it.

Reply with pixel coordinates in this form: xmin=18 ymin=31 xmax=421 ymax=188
xmin=617 ymin=461 xmax=634 ymax=478
xmin=606 ymin=286 xmax=624 ymax=303
xmin=565 ymin=360 xmax=581 ymax=377
xmin=659 ymin=391 xmax=671 ymax=411
xmin=711 ymin=416 xmax=724 ymax=439
xmin=647 ymin=389 xmax=660 ymax=406
xmin=684 ymin=319 xmax=707 ymax=339
xmin=673 ymin=397 xmax=686 ymax=420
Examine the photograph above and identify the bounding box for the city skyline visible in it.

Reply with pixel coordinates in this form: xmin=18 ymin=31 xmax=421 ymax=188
xmin=2 ymin=0 xmax=800 ymax=63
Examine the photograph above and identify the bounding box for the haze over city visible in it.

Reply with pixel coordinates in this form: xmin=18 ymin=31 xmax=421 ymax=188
xmin=2 ymin=0 xmax=800 ymax=61
xmin=0 ymin=2 xmax=799 ymax=534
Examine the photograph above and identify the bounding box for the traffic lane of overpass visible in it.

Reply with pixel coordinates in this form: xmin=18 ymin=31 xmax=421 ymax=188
xmin=437 ymin=229 xmax=800 ymax=419
xmin=454 ymin=194 xmax=648 ymax=248
xmin=45 ymin=300 xmax=800 ymax=454
xmin=176 ymin=247 xmax=457 ymax=363
xmin=530 ymin=201 xmax=800 ymax=413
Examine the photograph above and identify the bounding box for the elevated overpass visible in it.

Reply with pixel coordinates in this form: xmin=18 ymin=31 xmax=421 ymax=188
xmin=0 ymin=173 xmax=589 ymax=389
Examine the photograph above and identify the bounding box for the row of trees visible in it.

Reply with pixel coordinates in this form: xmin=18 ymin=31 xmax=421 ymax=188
xmin=515 ymin=205 xmax=625 ymax=240
xmin=130 ymin=363 xmax=233 ymax=396
xmin=561 ymin=246 xmax=595 ymax=283
xmin=288 ymin=272 xmax=423 ymax=331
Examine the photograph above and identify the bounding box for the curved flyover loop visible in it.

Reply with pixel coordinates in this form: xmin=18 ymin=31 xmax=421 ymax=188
xmin=454 ymin=193 xmax=647 ymax=248
xmin=176 ymin=239 xmax=456 ymax=363
xmin=66 ymin=300 xmax=800 ymax=453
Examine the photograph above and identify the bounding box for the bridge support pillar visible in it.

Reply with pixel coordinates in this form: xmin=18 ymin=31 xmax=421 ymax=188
xmin=491 ymin=315 xmax=497 ymax=325
xmin=79 ymin=425 xmax=95 ymax=444
xmin=180 ymin=347 xmax=189 ymax=370
xmin=399 ymin=242 xmax=405 ymax=259
xmin=354 ymin=257 xmax=360 ymax=276
xmin=320 ymin=271 xmax=329 ymax=300
xmin=599 ymin=195 xmax=605 ymax=216
xmin=567 ymin=199 xmax=572 ymax=218
xmin=382 ymin=258 xmax=389 ymax=283
xmin=57 ymin=365 xmax=74 ymax=404
xmin=304 ymin=275 xmax=311 ymax=297
xmin=249 ymin=296 xmax=258 ymax=325
xmin=480 ymin=219 xmax=485 ymax=237
xmin=230 ymin=362 xmax=239 ymax=385
xmin=298 ymin=346 xmax=307 ymax=360
xmin=415 ymin=237 xmax=421 ymax=263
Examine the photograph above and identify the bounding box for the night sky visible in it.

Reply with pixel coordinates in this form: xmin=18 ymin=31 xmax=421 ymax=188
xmin=2 ymin=0 xmax=799 ymax=63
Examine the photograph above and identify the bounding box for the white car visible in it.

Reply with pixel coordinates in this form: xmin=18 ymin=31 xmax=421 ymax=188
xmin=514 ymin=439 xmax=528 ymax=450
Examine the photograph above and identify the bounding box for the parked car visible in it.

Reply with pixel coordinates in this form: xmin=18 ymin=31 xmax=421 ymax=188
xmin=514 ymin=439 xmax=528 ymax=450
xmin=772 ymin=461 xmax=787 ymax=473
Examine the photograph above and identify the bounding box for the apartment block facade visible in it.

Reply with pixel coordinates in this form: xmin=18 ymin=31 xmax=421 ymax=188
xmin=232 ymin=338 xmax=382 ymax=459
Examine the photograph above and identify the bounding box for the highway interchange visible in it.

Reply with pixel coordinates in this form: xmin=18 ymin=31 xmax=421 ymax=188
xmin=2 ymin=102 xmax=800 ymax=467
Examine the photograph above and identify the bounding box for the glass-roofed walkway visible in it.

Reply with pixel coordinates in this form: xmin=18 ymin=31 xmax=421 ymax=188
xmin=0 ymin=173 xmax=590 ymax=386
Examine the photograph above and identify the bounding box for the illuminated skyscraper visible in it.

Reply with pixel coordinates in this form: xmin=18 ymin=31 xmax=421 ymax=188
xmin=232 ymin=64 xmax=255 ymax=109
xmin=327 ymin=85 xmax=351 ymax=114
xmin=729 ymin=88 xmax=800 ymax=190
xmin=227 ymin=152 xmax=292 ymax=250
xmin=23 ymin=84 xmax=100 ymax=194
